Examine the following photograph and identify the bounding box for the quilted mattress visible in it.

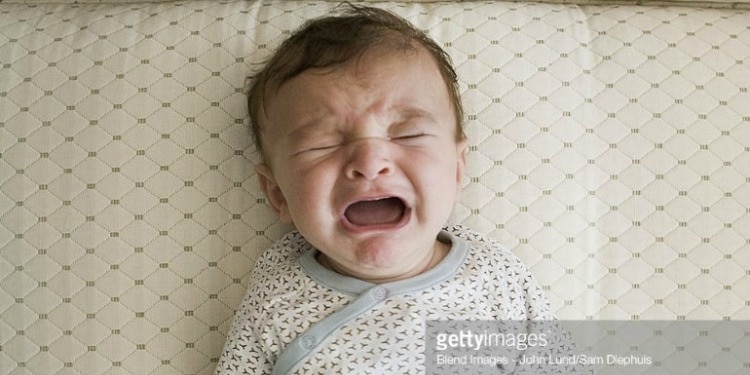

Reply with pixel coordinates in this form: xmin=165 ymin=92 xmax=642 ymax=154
xmin=1 ymin=0 xmax=748 ymax=373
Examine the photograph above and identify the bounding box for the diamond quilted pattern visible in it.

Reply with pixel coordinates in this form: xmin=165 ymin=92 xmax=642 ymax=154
xmin=1 ymin=1 xmax=749 ymax=374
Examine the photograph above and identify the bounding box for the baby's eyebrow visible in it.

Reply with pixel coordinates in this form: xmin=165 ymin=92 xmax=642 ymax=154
xmin=396 ymin=107 xmax=438 ymax=123
xmin=287 ymin=120 xmax=336 ymax=142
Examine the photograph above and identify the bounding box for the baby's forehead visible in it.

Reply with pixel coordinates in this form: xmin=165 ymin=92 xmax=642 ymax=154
xmin=271 ymin=43 xmax=438 ymax=91
xmin=268 ymin=50 xmax=446 ymax=116
xmin=254 ymin=43 xmax=462 ymax=161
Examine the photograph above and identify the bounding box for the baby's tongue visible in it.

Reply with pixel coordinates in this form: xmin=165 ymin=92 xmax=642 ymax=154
xmin=345 ymin=198 xmax=405 ymax=226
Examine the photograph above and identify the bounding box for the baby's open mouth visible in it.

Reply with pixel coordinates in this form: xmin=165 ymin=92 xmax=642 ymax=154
xmin=344 ymin=197 xmax=407 ymax=227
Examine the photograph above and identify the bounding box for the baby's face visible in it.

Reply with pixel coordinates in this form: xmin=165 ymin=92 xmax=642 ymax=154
xmin=256 ymin=47 xmax=467 ymax=283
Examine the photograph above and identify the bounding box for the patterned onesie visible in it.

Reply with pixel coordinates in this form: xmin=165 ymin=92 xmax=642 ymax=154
xmin=215 ymin=225 xmax=558 ymax=374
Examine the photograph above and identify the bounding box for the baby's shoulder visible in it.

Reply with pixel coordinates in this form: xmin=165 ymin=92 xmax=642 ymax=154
xmin=253 ymin=230 xmax=309 ymax=269
xmin=445 ymin=224 xmax=521 ymax=263
xmin=246 ymin=230 xmax=312 ymax=291
xmin=445 ymin=224 xmax=534 ymax=283
xmin=444 ymin=225 xmax=552 ymax=319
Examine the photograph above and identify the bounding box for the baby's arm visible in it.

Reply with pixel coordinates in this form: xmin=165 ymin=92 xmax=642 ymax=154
xmin=214 ymin=255 xmax=281 ymax=375
xmin=215 ymin=232 xmax=308 ymax=374
xmin=521 ymin=268 xmax=555 ymax=321
xmin=214 ymin=300 xmax=273 ymax=375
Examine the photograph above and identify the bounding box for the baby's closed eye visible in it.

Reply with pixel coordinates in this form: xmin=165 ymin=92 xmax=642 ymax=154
xmin=391 ymin=132 xmax=430 ymax=146
xmin=295 ymin=141 xmax=341 ymax=156
xmin=392 ymin=132 xmax=427 ymax=139
xmin=389 ymin=123 xmax=434 ymax=145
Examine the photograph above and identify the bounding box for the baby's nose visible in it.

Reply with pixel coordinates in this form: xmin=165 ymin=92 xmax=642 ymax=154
xmin=343 ymin=139 xmax=394 ymax=180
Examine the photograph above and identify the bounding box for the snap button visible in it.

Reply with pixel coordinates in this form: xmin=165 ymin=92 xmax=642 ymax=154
xmin=371 ymin=287 xmax=388 ymax=300
xmin=300 ymin=335 xmax=316 ymax=350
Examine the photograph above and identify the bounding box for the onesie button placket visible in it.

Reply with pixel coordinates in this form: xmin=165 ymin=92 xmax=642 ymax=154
xmin=300 ymin=335 xmax=316 ymax=350
xmin=272 ymin=230 xmax=470 ymax=375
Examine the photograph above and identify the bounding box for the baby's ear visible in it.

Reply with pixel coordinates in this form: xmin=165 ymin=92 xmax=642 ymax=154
xmin=255 ymin=164 xmax=292 ymax=224
xmin=451 ymin=138 xmax=469 ymax=204
xmin=456 ymin=138 xmax=468 ymax=186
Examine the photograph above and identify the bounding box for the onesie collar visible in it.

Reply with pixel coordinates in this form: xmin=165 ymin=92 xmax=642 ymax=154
xmin=299 ymin=229 xmax=470 ymax=297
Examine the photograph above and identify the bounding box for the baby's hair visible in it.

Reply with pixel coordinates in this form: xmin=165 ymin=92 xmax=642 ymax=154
xmin=247 ymin=3 xmax=465 ymax=159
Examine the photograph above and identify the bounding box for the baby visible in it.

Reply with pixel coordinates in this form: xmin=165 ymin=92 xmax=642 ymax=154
xmin=216 ymin=5 xmax=555 ymax=374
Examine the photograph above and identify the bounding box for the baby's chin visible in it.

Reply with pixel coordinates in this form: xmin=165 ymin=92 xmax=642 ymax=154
xmin=321 ymin=235 xmax=445 ymax=283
